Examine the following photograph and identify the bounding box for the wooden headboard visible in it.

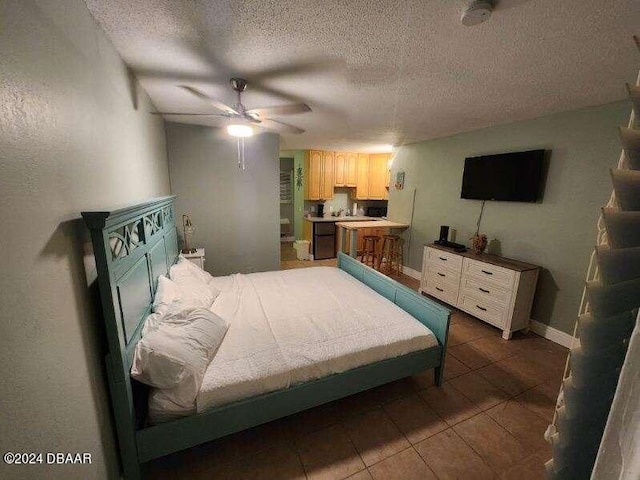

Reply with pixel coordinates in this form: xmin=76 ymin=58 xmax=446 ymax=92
xmin=82 ymin=196 xmax=179 ymax=441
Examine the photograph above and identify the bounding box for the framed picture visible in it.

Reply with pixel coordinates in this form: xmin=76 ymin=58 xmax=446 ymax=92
xmin=395 ymin=171 xmax=405 ymax=190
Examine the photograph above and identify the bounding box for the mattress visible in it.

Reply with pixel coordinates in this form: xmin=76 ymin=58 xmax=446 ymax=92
xmin=149 ymin=266 xmax=437 ymax=422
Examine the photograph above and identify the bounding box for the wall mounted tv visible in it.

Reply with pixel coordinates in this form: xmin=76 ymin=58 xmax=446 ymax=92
xmin=460 ymin=149 xmax=546 ymax=202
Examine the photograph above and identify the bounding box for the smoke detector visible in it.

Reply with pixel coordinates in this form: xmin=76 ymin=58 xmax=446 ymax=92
xmin=461 ymin=0 xmax=493 ymax=26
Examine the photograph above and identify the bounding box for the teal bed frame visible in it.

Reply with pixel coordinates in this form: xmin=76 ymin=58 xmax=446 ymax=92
xmin=82 ymin=196 xmax=451 ymax=479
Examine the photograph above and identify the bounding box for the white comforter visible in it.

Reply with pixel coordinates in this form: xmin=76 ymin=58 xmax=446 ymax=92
xmin=149 ymin=266 xmax=436 ymax=422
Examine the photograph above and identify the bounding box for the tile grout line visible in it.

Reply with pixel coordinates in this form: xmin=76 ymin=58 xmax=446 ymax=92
xmin=453 ymin=410 xmax=532 ymax=478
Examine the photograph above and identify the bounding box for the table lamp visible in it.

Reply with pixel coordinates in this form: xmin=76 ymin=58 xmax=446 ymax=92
xmin=181 ymin=214 xmax=197 ymax=254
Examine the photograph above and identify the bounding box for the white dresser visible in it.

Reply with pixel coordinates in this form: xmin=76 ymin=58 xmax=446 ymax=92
xmin=420 ymin=245 xmax=540 ymax=339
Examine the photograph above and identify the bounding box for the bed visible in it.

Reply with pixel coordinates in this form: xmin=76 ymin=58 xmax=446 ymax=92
xmin=82 ymin=196 xmax=451 ymax=479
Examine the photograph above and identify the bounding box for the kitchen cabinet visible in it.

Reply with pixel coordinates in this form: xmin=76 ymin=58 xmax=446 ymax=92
xmin=355 ymin=154 xmax=370 ymax=200
xmin=346 ymin=152 xmax=358 ymax=186
xmin=321 ymin=151 xmax=335 ymax=199
xmin=307 ymin=150 xmax=389 ymax=201
xmin=305 ymin=150 xmax=334 ymax=200
xmin=368 ymin=153 xmax=390 ymax=200
xmin=334 ymin=152 xmax=346 ymax=186
xmin=334 ymin=152 xmax=357 ymax=187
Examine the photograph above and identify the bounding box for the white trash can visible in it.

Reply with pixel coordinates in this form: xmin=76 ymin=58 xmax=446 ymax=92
xmin=293 ymin=240 xmax=310 ymax=260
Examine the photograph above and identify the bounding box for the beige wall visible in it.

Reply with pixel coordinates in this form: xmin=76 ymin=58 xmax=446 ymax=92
xmin=166 ymin=123 xmax=281 ymax=275
xmin=388 ymin=101 xmax=629 ymax=335
xmin=0 ymin=0 xmax=170 ymax=478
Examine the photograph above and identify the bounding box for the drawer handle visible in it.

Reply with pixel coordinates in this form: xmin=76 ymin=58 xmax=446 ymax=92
xmin=481 ymin=269 xmax=493 ymax=275
xmin=478 ymin=287 xmax=490 ymax=293
xmin=435 ymin=287 xmax=444 ymax=292
xmin=439 ymin=257 xmax=448 ymax=261
xmin=476 ymin=304 xmax=487 ymax=311
xmin=437 ymin=272 xmax=446 ymax=277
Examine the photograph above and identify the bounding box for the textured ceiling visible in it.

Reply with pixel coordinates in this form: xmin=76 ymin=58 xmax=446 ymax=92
xmin=85 ymin=0 xmax=640 ymax=151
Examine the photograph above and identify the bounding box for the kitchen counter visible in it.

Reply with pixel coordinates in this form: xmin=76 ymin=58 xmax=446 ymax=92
xmin=335 ymin=220 xmax=410 ymax=257
xmin=304 ymin=216 xmax=380 ymax=223
xmin=335 ymin=220 xmax=410 ymax=230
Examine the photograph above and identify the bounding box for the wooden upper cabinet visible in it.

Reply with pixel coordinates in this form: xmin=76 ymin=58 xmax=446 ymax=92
xmin=305 ymin=150 xmax=323 ymax=200
xmin=306 ymin=150 xmax=388 ymax=201
xmin=368 ymin=153 xmax=390 ymax=200
xmin=334 ymin=152 xmax=358 ymax=188
xmin=334 ymin=152 xmax=347 ymax=187
xmin=305 ymin=150 xmax=335 ymax=200
xmin=345 ymin=152 xmax=358 ymax=187
xmin=355 ymin=154 xmax=370 ymax=200
xmin=320 ymin=151 xmax=335 ymax=200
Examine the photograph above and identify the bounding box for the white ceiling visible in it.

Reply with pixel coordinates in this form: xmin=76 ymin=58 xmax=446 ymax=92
xmin=85 ymin=0 xmax=640 ymax=152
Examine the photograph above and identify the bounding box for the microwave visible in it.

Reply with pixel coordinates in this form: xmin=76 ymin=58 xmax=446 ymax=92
xmin=366 ymin=206 xmax=387 ymax=217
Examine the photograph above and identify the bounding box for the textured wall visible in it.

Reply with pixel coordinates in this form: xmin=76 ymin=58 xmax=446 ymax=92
xmin=388 ymin=101 xmax=629 ymax=335
xmin=166 ymin=123 xmax=280 ymax=275
xmin=0 ymin=1 xmax=170 ymax=478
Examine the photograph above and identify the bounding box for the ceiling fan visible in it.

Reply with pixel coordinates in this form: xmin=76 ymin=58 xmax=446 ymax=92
xmin=154 ymin=78 xmax=311 ymax=136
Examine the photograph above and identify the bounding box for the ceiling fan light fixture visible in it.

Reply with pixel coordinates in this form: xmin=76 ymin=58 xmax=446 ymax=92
xmin=227 ymin=123 xmax=254 ymax=137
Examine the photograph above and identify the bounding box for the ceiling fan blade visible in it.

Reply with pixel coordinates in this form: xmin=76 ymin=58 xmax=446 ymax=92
xmin=245 ymin=115 xmax=262 ymax=125
xmin=259 ymin=119 xmax=305 ymax=134
xmin=179 ymin=86 xmax=240 ymax=115
xmin=245 ymin=103 xmax=311 ymax=117
xmin=151 ymin=112 xmax=229 ymax=116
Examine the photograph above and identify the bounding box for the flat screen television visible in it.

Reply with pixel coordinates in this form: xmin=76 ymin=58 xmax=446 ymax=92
xmin=461 ymin=149 xmax=546 ymax=202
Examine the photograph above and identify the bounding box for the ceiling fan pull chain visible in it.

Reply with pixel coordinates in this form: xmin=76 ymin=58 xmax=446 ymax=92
xmin=241 ymin=137 xmax=247 ymax=171
xmin=236 ymin=137 xmax=247 ymax=171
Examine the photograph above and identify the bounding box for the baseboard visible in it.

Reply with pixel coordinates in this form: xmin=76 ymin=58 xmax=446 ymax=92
xmin=402 ymin=265 xmax=422 ymax=280
xmin=530 ymin=320 xmax=576 ymax=348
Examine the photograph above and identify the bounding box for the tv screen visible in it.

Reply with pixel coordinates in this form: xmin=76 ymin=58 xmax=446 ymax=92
xmin=461 ymin=149 xmax=545 ymax=202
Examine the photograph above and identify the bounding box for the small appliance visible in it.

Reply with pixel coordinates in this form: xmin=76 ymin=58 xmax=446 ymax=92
xmin=434 ymin=225 xmax=467 ymax=251
xmin=366 ymin=206 xmax=387 ymax=218
xmin=316 ymin=203 xmax=325 ymax=218
xmin=438 ymin=225 xmax=449 ymax=244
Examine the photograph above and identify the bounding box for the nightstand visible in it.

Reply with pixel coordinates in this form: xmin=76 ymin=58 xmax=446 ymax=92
xmin=182 ymin=248 xmax=206 ymax=270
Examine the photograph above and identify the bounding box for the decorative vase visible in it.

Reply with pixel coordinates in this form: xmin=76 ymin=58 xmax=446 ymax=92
xmin=471 ymin=234 xmax=488 ymax=255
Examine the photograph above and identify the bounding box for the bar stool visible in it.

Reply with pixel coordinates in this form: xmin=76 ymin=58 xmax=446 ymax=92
xmin=360 ymin=235 xmax=381 ymax=267
xmin=379 ymin=235 xmax=404 ymax=276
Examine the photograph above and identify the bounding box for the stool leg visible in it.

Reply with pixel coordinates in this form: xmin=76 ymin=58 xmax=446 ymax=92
xmin=377 ymin=238 xmax=385 ymax=271
xmin=372 ymin=240 xmax=379 ymax=269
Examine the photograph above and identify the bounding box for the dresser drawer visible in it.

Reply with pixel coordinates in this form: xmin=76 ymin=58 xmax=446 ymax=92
xmin=458 ymin=293 xmax=506 ymax=328
xmin=460 ymin=275 xmax=512 ymax=307
xmin=426 ymin=264 xmax=461 ymax=288
xmin=424 ymin=278 xmax=459 ymax=306
xmin=463 ymin=258 xmax=516 ymax=289
xmin=426 ymin=247 xmax=463 ymax=273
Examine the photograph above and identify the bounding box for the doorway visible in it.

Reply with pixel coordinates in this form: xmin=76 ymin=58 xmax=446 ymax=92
xmin=280 ymin=157 xmax=296 ymax=260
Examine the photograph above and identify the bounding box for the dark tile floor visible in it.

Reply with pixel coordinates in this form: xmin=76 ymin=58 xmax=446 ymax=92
xmin=147 ymin=256 xmax=567 ymax=479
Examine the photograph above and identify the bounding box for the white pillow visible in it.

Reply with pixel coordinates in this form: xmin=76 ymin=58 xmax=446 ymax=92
xmin=131 ymin=307 xmax=229 ymax=408
xmin=156 ymin=271 xmax=215 ymax=310
xmin=152 ymin=275 xmax=185 ymax=315
xmin=171 ymin=257 xmax=212 ymax=286
xmin=169 ymin=258 xmax=220 ymax=306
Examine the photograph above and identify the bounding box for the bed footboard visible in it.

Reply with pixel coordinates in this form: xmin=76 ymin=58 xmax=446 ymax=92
xmin=337 ymin=252 xmax=451 ymax=385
